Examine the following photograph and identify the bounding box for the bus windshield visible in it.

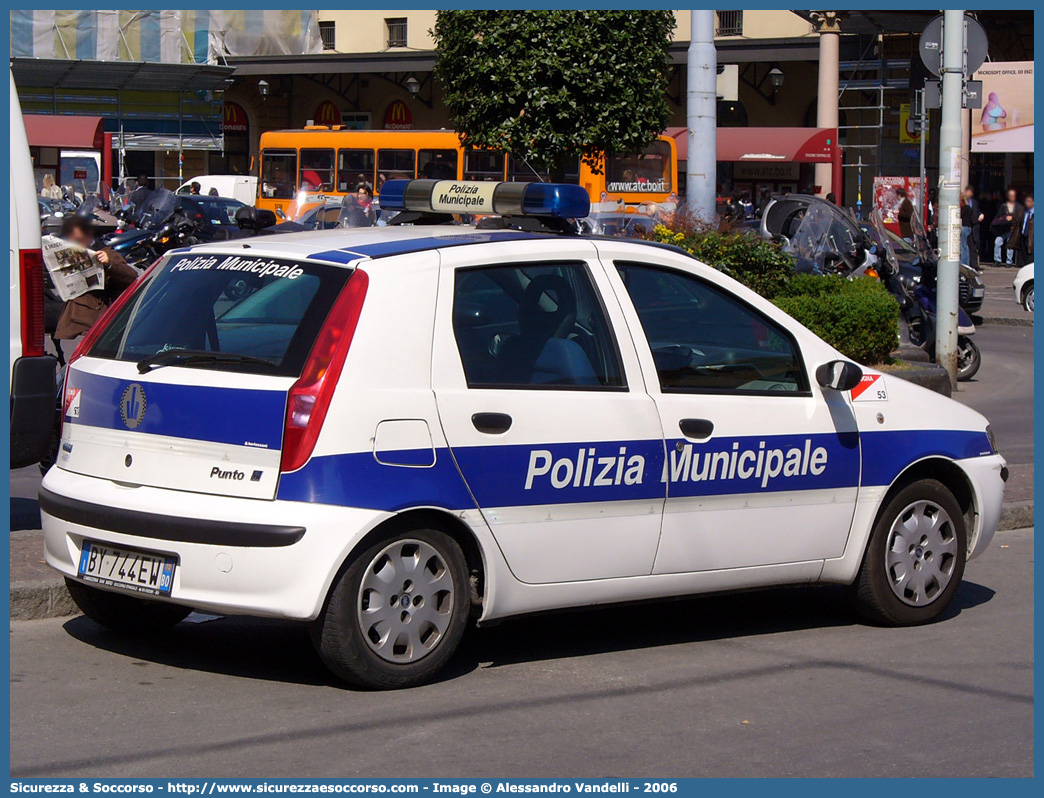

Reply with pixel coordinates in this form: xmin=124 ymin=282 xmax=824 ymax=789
xmin=605 ymin=141 xmax=673 ymax=195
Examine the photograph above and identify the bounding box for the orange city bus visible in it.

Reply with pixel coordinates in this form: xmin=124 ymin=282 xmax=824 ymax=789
xmin=255 ymin=128 xmax=678 ymax=218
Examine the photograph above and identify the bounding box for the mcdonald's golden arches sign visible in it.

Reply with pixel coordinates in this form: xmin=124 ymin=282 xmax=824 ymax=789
xmin=222 ymin=102 xmax=248 ymax=134
xmin=384 ymin=100 xmax=413 ymax=130
xmin=315 ymin=100 xmax=342 ymax=127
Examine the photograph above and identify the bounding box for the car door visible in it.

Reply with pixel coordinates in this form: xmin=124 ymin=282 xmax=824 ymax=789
xmin=431 ymin=240 xmax=666 ymax=584
xmin=596 ymin=243 xmax=860 ymax=574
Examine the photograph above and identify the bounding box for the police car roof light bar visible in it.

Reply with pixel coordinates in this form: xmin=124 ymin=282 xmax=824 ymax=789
xmin=379 ymin=179 xmax=590 ymax=220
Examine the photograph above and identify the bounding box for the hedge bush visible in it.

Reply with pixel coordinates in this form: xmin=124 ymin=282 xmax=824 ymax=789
xmin=651 ymin=224 xmax=792 ymax=299
xmin=773 ymin=276 xmax=899 ymax=365
xmin=648 ymin=222 xmax=899 ymax=365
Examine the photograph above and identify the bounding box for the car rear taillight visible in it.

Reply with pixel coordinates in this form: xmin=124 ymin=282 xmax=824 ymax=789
xmin=69 ymin=259 xmax=160 ymax=365
xmin=19 ymin=249 xmax=46 ymax=357
xmin=280 ymin=269 xmax=369 ymax=473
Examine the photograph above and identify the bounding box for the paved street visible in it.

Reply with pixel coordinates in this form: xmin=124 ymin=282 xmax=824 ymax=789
xmin=952 ymin=322 xmax=1034 ymax=501
xmin=974 ymin=264 xmax=1033 ymax=324
xmin=9 ymin=319 xmax=1033 ymax=778
xmin=10 ymin=527 xmax=1033 ymax=778
xmin=953 ymin=323 xmax=1034 ymax=461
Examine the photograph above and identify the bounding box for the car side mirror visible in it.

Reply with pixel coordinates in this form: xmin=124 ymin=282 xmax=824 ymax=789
xmin=816 ymin=360 xmax=863 ymax=392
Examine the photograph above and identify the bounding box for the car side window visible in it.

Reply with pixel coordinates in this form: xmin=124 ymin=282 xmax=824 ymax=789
xmin=616 ymin=262 xmax=808 ymax=394
xmin=453 ymin=262 xmax=625 ymax=390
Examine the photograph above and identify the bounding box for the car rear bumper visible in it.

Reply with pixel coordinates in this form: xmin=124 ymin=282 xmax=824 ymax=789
xmin=10 ymin=355 xmax=58 ymax=469
xmin=41 ymin=467 xmax=390 ymax=620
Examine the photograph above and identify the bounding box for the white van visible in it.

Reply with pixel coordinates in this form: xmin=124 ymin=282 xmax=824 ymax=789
xmin=176 ymin=175 xmax=257 ymax=206
xmin=9 ymin=70 xmax=59 ymax=468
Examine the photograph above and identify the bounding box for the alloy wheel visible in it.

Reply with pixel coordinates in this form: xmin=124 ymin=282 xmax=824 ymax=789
xmin=357 ymin=539 xmax=456 ymax=663
xmin=884 ymin=500 xmax=958 ymax=606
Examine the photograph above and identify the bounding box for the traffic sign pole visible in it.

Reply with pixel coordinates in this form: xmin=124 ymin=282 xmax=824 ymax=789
xmin=935 ymin=10 xmax=965 ymax=388
xmin=687 ymin=11 xmax=717 ymax=224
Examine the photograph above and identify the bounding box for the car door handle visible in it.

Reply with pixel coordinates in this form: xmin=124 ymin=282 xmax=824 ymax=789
xmin=679 ymin=418 xmax=714 ymax=440
xmin=472 ymin=413 xmax=513 ymax=434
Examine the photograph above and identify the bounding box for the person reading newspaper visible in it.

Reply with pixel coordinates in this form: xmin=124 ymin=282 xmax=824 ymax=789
xmin=52 ymin=217 xmax=137 ymax=354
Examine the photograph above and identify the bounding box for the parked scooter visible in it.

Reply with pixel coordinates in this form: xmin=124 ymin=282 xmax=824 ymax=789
xmin=870 ymin=209 xmax=981 ymax=381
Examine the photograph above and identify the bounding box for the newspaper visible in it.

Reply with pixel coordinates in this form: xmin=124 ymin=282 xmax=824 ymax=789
xmin=42 ymin=235 xmax=106 ymax=302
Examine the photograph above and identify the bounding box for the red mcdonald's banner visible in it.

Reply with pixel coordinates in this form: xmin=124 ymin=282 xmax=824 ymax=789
xmin=384 ymin=99 xmax=413 ymax=130
xmin=315 ymin=100 xmax=342 ymax=127
xmin=222 ymin=101 xmax=248 ymax=134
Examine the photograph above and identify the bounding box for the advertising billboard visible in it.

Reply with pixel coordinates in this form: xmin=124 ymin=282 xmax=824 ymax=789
xmin=972 ymin=61 xmax=1034 ymax=152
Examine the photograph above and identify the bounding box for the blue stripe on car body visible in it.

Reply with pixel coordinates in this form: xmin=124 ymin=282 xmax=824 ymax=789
xmin=64 ymin=370 xmax=287 ymax=451
xmin=275 ymin=429 xmax=992 ymax=512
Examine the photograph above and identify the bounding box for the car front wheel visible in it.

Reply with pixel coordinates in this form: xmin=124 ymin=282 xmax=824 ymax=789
xmin=313 ymin=528 xmax=470 ymax=689
xmin=1023 ymin=281 xmax=1034 ymax=312
xmin=853 ymin=479 xmax=968 ymax=626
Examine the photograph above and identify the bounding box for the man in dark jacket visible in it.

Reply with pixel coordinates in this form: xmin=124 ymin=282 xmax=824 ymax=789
xmin=54 ymin=217 xmax=138 ymax=353
xmin=1020 ymin=194 xmax=1034 ymax=265
xmin=896 ymin=188 xmax=914 ymax=240
xmin=961 ymin=186 xmax=983 ymax=268
xmin=991 ymin=188 xmax=1024 ymax=265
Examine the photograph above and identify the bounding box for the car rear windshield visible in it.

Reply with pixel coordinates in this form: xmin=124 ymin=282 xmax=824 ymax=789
xmin=87 ymin=253 xmax=353 ymax=377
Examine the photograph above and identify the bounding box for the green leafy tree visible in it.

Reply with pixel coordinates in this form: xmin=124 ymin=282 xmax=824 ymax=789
xmin=432 ymin=10 xmax=676 ymax=180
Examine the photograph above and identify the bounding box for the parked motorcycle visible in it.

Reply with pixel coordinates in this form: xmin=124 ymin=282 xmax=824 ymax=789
xmin=760 ymin=194 xmax=879 ymax=278
xmin=870 ymin=209 xmax=981 ymax=381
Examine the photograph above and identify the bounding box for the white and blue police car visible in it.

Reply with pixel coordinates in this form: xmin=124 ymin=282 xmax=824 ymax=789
xmin=41 ymin=179 xmax=1007 ymax=689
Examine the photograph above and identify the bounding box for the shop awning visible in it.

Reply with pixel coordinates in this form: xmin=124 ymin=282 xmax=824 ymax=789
xmin=667 ymin=127 xmax=837 ymax=163
xmin=23 ymin=114 xmax=105 ymax=150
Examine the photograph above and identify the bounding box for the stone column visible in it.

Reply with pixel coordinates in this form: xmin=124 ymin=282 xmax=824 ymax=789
xmin=812 ymin=12 xmax=841 ymax=197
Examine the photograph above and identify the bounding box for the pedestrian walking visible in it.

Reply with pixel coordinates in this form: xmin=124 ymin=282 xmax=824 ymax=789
xmin=961 ymin=186 xmax=983 ymax=268
xmin=979 ymin=191 xmax=998 ymax=263
xmin=1020 ymin=194 xmax=1034 ymax=265
xmin=990 ymin=188 xmax=1024 ymax=265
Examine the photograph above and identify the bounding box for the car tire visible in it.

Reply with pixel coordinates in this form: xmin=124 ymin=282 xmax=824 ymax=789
xmin=1023 ymin=281 xmax=1034 ymax=312
xmin=312 ymin=528 xmax=470 ymax=689
xmin=852 ymin=479 xmax=967 ymax=626
xmin=65 ymin=578 xmax=191 ymax=633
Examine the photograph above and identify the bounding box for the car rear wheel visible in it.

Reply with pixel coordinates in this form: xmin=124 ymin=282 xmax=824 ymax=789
xmin=65 ymin=578 xmax=191 ymax=633
xmin=312 ymin=528 xmax=470 ymax=689
xmin=1023 ymin=281 xmax=1034 ymax=312
xmin=852 ymin=479 xmax=967 ymax=626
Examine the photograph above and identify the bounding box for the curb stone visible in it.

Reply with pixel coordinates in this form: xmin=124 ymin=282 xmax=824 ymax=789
xmin=997 ymin=500 xmax=1034 ymax=532
xmin=10 ymin=579 xmax=77 ymax=621
xmin=886 ymin=361 xmax=952 ymax=397
xmin=976 ymin=315 xmax=1034 ymax=328
xmin=12 ymin=502 xmax=1034 ymax=620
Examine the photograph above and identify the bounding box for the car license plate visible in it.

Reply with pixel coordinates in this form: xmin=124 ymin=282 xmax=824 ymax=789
xmin=77 ymin=540 xmax=177 ymax=597
xmin=972 ymin=288 xmax=985 ymax=298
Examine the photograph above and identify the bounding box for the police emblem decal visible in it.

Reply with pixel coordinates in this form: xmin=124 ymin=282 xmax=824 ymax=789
xmin=120 ymin=383 xmax=147 ymax=429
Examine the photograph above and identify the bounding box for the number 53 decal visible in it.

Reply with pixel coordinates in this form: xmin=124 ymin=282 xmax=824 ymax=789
xmin=851 ymin=373 xmax=888 ymax=402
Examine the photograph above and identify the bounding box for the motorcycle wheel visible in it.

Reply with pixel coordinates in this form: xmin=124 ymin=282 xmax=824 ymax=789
xmin=957 ymin=336 xmax=981 ymax=382
xmin=906 ymin=316 xmax=927 ymax=347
